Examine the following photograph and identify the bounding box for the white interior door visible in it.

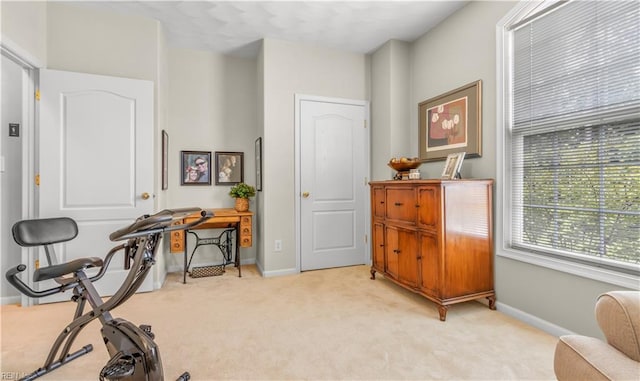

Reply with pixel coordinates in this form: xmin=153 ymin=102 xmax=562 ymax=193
xmin=37 ymin=69 xmax=154 ymax=303
xmin=299 ymin=97 xmax=368 ymax=271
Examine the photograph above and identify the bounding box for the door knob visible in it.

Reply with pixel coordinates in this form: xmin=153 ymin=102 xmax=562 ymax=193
xmin=141 ymin=192 xmax=151 ymax=200
xmin=302 ymin=191 xmax=310 ymax=198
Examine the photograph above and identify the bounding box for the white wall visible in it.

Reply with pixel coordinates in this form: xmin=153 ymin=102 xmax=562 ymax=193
xmin=261 ymin=38 xmax=369 ymax=275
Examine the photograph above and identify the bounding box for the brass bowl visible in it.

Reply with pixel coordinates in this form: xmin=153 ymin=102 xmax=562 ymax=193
xmin=388 ymin=159 xmax=422 ymax=171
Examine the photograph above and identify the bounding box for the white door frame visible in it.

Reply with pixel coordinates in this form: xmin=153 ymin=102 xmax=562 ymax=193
xmin=1 ymin=39 xmax=41 ymax=307
xmin=294 ymin=94 xmax=371 ymax=273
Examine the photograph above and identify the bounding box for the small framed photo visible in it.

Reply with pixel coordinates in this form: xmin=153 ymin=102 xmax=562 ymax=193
xmin=215 ymin=151 xmax=244 ymax=185
xmin=181 ymin=151 xmax=212 ymax=185
xmin=441 ymin=152 xmax=465 ymax=179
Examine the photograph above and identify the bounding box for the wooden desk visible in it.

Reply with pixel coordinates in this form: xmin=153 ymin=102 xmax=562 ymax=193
xmin=170 ymin=208 xmax=253 ymax=282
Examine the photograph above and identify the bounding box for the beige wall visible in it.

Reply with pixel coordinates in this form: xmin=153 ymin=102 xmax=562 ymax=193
xmin=261 ymin=38 xmax=369 ymax=275
xmin=166 ymin=47 xmax=258 ymax=270
xmin=409 ymin=1 xmax=500 ymax=181
xmin=370 ymin=40 xmax=411 ymax=181
xmin=46 ymin=3 xmax=159 ymax=81
xmin=1 ymin=1 xmax=47 ymax=65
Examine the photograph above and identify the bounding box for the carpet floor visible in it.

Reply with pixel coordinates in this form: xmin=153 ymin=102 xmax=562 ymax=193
xmin=1 ymin=265 xmax=557 ymax=380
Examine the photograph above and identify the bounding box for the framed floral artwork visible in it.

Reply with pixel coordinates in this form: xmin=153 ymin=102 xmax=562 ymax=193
xmin=419 ymin=80 xmax=482 ymax=162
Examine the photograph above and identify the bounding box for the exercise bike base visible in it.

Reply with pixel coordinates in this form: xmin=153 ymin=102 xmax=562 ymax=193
xmin=20 ymin=344 xmax=93 ymax=381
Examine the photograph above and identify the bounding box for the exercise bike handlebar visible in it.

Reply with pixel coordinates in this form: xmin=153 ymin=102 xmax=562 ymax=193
xmin=109 ymin=208 xmax=213 ymax=241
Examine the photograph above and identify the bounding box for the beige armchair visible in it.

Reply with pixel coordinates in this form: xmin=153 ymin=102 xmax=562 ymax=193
xmin=554 ymin=291 xmax=640 ymax=380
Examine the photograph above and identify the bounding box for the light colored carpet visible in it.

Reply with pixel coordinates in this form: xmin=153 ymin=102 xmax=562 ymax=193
xmin=1 ymin=265 xmax=557 ymax=380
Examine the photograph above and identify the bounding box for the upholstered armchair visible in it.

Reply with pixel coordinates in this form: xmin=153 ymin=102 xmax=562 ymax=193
xmin=554 ymin=291 xmax=640 ymax=380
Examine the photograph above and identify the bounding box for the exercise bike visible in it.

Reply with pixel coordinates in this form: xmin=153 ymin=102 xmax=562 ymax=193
xmin=6 ymin=208 xmax=212 ymax=381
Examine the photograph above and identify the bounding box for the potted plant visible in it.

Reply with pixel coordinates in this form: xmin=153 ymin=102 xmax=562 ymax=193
xmin=229 ymin=183 xmax=256 ymax=212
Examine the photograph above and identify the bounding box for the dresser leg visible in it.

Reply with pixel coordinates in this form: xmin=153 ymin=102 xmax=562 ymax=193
xmin=370 ymin=268 xmax=376 ymax=280
xmin=487 ymin=295 xmax=497 ymax=310
xmin=438 ymin=306 xmax=448 ymax=321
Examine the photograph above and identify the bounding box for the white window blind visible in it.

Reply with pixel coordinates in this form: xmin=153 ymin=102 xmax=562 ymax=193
xmin=508 ymin=0 xmax=640 ymax=271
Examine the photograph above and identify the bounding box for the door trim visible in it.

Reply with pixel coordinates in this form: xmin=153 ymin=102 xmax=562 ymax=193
xmin=294 ymin=94 xmax=371 ymax=273
xmin=1 ymin=41 xmax=40 ymax=307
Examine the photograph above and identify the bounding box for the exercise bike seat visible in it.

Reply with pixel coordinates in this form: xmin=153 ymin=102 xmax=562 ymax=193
xmin=33 ymin=257 xmax=104 ymax=282
xmin=12 ymin=217 xmax=103 ymax=282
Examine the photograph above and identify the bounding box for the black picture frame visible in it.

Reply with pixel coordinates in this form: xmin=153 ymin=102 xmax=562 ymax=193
xmin=255 ymin=138 xmax=262 ymax=191
xmin=162 ymin=130 xmax=168 ymax=190
xmin=180 ymin=150 xmax=212 ymax=185
xmin=215 ymin=151 xmax=244 ymax=185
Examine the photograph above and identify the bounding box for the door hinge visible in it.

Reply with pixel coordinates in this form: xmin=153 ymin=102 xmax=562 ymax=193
xmin=35 ymin=259 xmax=40 ymax=269
xmin=363 ymin=120 xmax=367 ymax=128
xmin=364 ymin=177 xmax=368 ymax=185
xmin=364 ymin=234 xmax=368 ymax=244
xmin=35 ymin=90 xmax=40 ymax=101
xmin=35 ymin=174 xmax=40 ymax=186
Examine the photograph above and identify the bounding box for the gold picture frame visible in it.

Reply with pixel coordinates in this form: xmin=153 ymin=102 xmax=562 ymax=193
xmin=419 ymin=80 xmax=482 ymax=162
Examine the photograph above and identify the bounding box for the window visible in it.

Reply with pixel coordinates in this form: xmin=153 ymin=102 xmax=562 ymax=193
xmin=498 ymin=0 xmax=640 ymax=285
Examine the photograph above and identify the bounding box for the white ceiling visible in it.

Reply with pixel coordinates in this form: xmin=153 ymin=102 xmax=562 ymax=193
xmin=78 ymin=1 xmax=468 ymax=57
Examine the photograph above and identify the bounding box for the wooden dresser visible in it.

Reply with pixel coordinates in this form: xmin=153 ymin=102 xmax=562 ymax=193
xmin=369 ymin=179 xmax=495 ymax=321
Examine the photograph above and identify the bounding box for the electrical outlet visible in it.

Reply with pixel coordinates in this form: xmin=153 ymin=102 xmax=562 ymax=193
xmin=274 ymin=240 xmax=282 ymax=252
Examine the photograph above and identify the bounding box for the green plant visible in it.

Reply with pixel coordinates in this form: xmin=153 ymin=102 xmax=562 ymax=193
xmin=228 ymin=183 xmax=256 ymax=199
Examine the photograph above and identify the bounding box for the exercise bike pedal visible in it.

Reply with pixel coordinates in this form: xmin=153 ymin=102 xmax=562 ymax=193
xmin=100 ymin=353 xmax=135 ymax=380
xmin=139 ymin=324 xmax=155 ymax=339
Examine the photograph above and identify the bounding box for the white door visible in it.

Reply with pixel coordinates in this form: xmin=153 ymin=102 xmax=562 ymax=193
xmin=299 ymin=97 xmax=368 ymax=271
xmin=36 ymin=69 xmax=154 ymax=303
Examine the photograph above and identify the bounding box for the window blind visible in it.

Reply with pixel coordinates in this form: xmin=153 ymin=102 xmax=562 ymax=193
xmin=509 ymin=0 xmax=640 ymax=269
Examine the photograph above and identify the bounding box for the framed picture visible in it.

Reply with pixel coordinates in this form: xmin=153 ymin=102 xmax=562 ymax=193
xmin=161 ymin=130 xmax=168 ymax=190
xmin=255 ymin=137 xmax=262 ymax=191
xmin=215 ymin=151 xmax=244 ymax=185
xmin=180 ymin=150 xmax=212 ymax=185
xmin=441 ymin=152 xmax=466 ymax=179
xmin=419 ymin=80 xmax=482 ymax=162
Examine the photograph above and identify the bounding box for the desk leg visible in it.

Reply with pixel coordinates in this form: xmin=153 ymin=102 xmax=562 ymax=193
xmin=183 ymin=230 xmax=188 ymax=284
xmin=235 ymin=225 xmax=242 ymax=278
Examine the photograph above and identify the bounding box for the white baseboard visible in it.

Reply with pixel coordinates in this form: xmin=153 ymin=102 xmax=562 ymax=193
xmin=260 ymin=267 xmax=298 ymax=278
xmin=1 ymin=295 xmax=22 ymax=305
xmin=496 ymin=301 xmax=575 ymax=337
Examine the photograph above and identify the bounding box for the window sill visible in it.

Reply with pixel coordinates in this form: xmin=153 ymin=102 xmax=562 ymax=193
xmin=497 ymin=247 xmax=640 ymax=290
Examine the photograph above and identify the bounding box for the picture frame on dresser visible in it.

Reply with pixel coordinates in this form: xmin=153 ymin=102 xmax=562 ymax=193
xmin=418 ymin=80 xmax=482 ymax=162
xmin=441 ymin=152 xmax=465 ymax=179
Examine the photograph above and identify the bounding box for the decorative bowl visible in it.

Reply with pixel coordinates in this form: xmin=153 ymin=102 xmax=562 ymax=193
xmin=387 ymin=158 xmax=422 ymax=171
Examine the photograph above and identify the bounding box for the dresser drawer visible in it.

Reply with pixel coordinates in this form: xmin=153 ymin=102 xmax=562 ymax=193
xmin=239 ymin=216 xmax=252 ymax=247
xmin=170 ymin=222 xmax=184 ymax=253
xmin=372 ymin=186 xmax=386 ymax=219
xmin=385 ymin=187 xmax=417 ymax=224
